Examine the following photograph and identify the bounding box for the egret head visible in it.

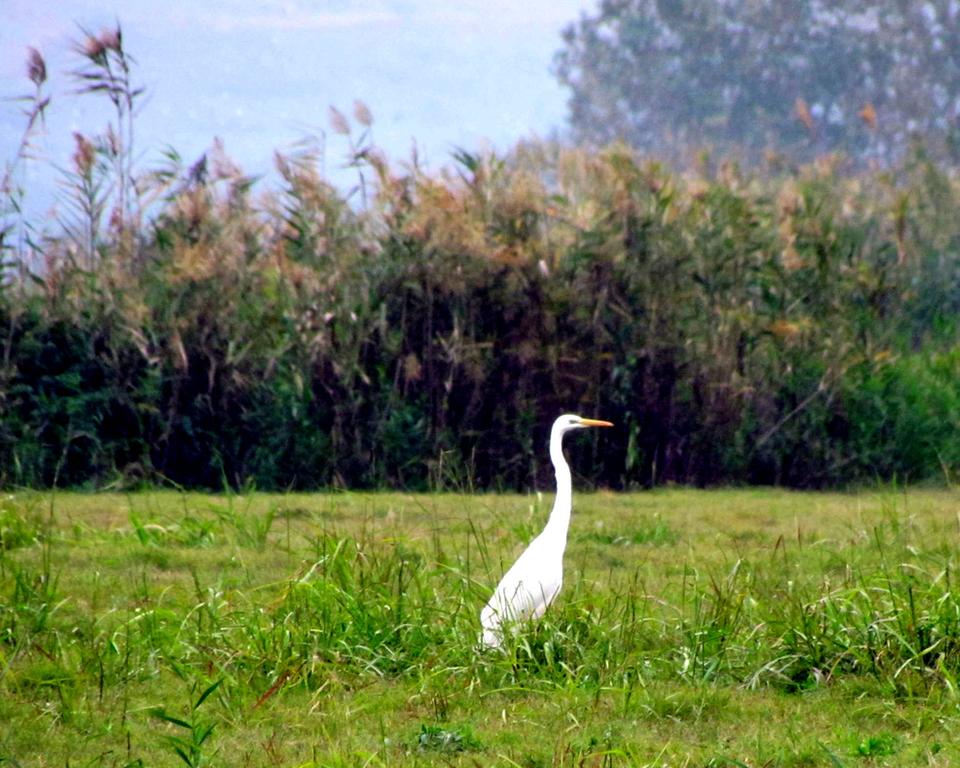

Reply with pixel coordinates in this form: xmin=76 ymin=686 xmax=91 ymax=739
xmin=553 ymin=413 xmax=614 ymax=436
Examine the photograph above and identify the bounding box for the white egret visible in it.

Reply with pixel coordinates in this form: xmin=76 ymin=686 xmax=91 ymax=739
xmin=479 ymin=413 xmax=613 ymax=649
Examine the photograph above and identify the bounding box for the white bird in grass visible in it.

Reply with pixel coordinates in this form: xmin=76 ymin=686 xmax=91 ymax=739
xmin=479 ymin=413 xmax=614 ymax=649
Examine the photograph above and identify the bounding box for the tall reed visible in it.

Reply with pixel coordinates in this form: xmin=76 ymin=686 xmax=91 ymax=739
xmin=2 ymin=37 xmax=959 ymax=490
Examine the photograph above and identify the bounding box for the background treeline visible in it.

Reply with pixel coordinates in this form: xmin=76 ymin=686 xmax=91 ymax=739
xmin=557 ymin=0 xmax=960 ymax=167
xmin=2 ymin=35 xmax=959 ymax=491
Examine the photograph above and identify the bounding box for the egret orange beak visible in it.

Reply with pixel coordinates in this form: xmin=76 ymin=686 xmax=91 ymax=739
xmin=579 ymin=418 xmax=614 ymax=428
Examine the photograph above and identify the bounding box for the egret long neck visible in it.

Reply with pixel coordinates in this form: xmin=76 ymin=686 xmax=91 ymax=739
xmin=544 ymin=429 xmax=573 ymax=542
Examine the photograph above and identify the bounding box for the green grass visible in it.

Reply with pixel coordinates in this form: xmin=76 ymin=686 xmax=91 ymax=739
xmin=2 ymin=487 xmax=960 ymax=766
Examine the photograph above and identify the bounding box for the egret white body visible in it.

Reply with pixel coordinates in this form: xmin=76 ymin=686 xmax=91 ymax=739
xmin=479 ymin=414 xmax=613 ymax=649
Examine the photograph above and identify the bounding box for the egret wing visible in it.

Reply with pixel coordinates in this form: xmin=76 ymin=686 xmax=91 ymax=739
xmin=479 ymin=537 xmax=562 ymax=646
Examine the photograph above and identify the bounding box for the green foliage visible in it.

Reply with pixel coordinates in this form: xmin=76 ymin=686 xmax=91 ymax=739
xmin=854 ymin=733 xmax=899 ymax=759
xmin=415 ymin=724 xmax=482 ymax=753
xmin=150 ymin=678 xmax=223 ymax=768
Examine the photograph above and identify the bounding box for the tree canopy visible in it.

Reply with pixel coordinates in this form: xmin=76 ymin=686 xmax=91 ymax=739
xmin=554 ymin=0 xmax=960 ymax=165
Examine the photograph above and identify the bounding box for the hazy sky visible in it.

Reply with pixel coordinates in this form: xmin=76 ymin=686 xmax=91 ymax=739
xmin=3 ymin=0 xmax=595 ymax=212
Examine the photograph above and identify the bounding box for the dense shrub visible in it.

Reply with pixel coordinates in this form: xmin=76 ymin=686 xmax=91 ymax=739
xmin=1 ymin=37 xmax=958 ymax=490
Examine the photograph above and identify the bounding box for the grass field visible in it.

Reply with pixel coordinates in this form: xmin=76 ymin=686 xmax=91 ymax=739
xmin=2 ymin=487 xmax=960 ymax=766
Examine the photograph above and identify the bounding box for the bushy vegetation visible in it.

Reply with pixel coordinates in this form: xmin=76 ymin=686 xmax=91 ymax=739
xmin=2 ymin=488 xmax=960 ymax=765
xmin=2 ymin=32 xmax=959 ymax=490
